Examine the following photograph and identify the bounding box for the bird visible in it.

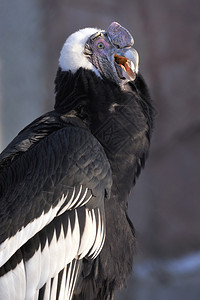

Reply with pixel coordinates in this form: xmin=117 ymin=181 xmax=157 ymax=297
xmin=0 ymin=22 xmax=155 ymax=299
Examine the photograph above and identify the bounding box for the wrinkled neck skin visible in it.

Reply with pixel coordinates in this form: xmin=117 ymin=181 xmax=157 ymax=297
xmin=55 ymin=67 xmax=154 ymax=205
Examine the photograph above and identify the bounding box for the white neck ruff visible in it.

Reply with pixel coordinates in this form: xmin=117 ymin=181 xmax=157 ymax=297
xmin=59 ymin=27 xmax=102 ymax=77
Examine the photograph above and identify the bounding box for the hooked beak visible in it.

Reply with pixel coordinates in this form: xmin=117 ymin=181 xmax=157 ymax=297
xmin=85 ymin=22 xmax=139 ymax=85
xmin=106 ymin=22 xmax=139 ymax=84
xmin=114 ymin=54 xmax=136 ymax=81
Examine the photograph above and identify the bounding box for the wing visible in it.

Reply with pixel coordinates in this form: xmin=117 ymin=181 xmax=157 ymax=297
xmin=0 ymin=121 xmax=112 ymax=299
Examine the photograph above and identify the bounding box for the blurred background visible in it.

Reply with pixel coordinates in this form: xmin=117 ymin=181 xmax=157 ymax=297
xmin=0 ymin=0 xmax=200 ymax=299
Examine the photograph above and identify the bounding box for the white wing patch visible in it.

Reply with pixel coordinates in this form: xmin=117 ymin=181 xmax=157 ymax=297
xmin=87 ymin=208 xmax=105 ymax=259
xmin=43 ymin=259 xmax=80 ymax=300
xmin=0 ymin=206 xmax=59 ymax=268
xmin=0 ymin=185 xmax=92 ymax=269
xmin=0 ymin=203 xmax=105 ymax=299
xmin=0 ymin=259 xmax=26 ymax=300
xmin=57 ymin=186 xmax=92 ymax=216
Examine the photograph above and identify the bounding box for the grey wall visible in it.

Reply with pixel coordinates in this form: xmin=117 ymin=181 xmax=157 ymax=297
xmin=0 ymin=0 xmax=46 ymax=151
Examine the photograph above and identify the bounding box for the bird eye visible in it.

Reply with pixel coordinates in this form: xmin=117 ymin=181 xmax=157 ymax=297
xmin=97 ymin=42 xmax=105 ymax=49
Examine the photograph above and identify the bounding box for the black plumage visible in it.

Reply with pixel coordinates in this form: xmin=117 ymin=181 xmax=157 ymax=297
xmin=0 ymin=23 xmax=155 ymax=299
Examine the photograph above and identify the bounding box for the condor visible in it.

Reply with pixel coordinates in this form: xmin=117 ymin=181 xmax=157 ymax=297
xmin=0 ymin=22 xmax=154 ymax=300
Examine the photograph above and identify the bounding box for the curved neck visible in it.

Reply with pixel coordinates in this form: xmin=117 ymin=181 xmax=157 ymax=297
xmin=55 ymin=68 xmax=155 ymax=203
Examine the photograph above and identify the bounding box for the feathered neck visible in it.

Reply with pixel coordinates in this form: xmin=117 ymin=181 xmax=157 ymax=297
xmin=54 ymin=68 xmax=155 ymax=199
xmin=54 ymin=67 xmax=154 ymax=135
xmin=54 ymin=67 xmax=128 ymax=127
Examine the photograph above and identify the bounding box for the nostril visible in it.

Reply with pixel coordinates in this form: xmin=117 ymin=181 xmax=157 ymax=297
xmin=113 ymin=43 xmax=120 ymax=49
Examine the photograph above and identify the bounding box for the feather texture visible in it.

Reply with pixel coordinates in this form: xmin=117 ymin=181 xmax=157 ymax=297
xmin=0 ymin=117 xmax=112 ymax=299
xmin=0 ymin=24 xmax=155 ymax=300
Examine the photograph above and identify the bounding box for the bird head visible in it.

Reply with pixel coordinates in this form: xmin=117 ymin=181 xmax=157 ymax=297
xmin=59 ymin=22 xmax=139 ymax=86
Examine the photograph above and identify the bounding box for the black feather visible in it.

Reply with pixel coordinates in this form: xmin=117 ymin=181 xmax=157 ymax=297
xmin=55 ymin=68 xmax=155 ymax=299
xmin=0 ymin=53 xmax=154 ymax=299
